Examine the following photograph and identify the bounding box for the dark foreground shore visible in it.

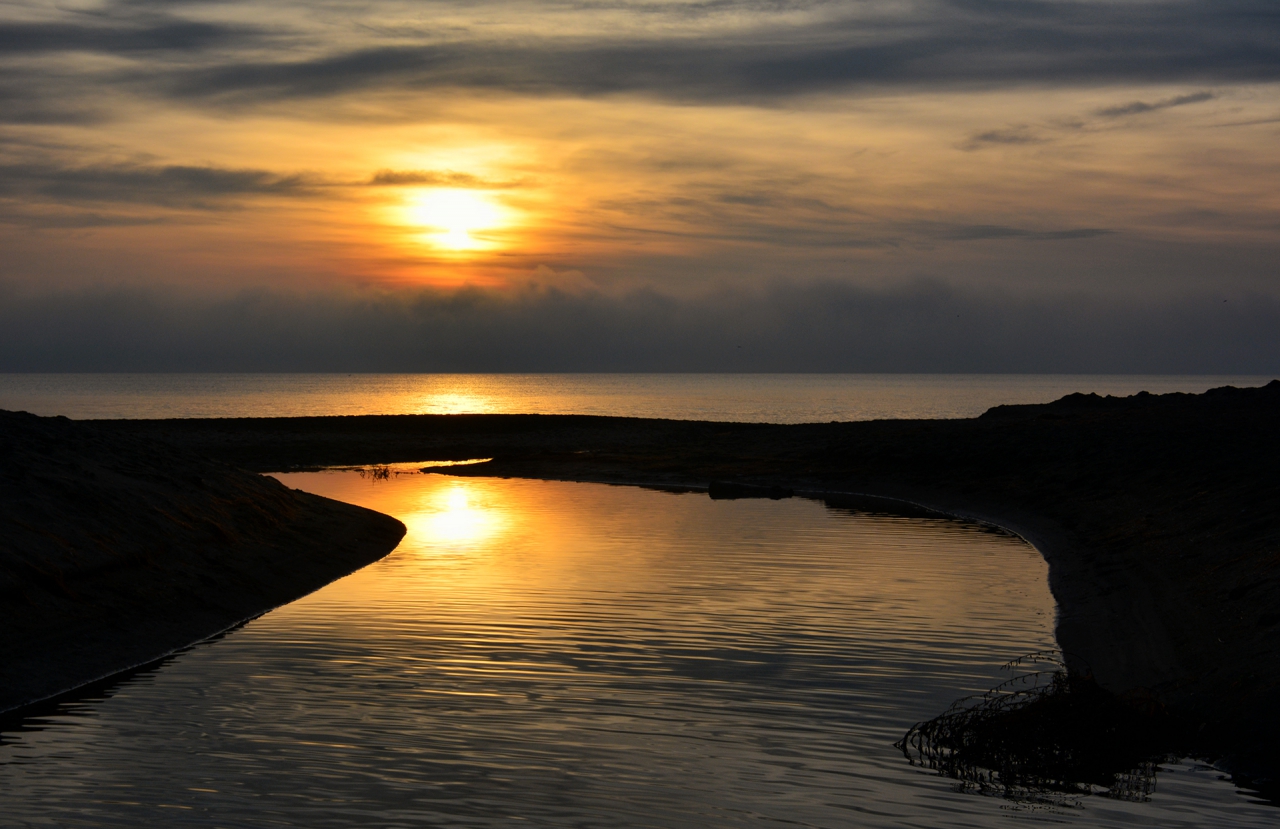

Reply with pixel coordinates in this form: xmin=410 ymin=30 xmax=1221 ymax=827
xmin=0 ymin=411 xmax=405 ymax=713
xmin=94 ymin=381 xmax=1280 ymax=782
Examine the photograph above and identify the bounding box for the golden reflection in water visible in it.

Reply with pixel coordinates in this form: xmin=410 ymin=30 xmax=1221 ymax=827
xmin=414 ymin=391 xmax=500 ymax=415
xmin=406 ymin=480 xmax=508 ymax=550
xmin=269 ymin=472 xmax=1054 ymax=641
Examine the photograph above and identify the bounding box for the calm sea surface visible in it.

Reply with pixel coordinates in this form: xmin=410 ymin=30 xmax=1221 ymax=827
xmin=0 ymin=373 xmax=1273 ymax=422
xmin=1 ymin=474 xmax=1272 ymax=827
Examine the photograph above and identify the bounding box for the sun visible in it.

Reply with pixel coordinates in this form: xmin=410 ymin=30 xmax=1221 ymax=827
xmin=403 ymin=189 xmax=506 ymax=251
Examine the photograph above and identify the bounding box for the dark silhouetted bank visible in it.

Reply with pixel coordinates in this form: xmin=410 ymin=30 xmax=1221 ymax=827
xmin=0 ymin=411 xmax=405 ymax=713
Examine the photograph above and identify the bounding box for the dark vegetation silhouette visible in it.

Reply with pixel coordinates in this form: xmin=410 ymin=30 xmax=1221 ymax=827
xmin=897 ymin=652 xmax=1189 ymax=807
xmin=356 ymin=465 xmax=393 ymax=480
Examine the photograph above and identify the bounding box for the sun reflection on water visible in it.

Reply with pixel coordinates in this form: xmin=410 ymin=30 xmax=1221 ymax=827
xmin=404 ymin=480 xmax=507 ymax=551
xmin=415 ymin=392 xmax=499 ymax=415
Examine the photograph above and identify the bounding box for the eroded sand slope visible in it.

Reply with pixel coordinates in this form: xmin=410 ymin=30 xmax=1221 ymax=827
xmin=0 ymin=411 xmax=404 ymax=712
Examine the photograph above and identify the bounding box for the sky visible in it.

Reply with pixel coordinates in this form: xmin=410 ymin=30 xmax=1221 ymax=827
xmin=1 ymin=0 xmax=1278 ymax=371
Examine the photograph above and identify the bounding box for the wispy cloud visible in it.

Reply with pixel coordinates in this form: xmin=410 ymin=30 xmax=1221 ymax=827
xmin=960 ymin=125 xmax=1047 ymax=150
xmin=0 ymin=211 xmax=171 ymax=229
xmin=0 ymin=0 xmax=1267 ymax=145
xmin=1096 ymin=91 xmax=1216 ymax=118
xmin=940 ymin=224 xmax=1115 ymax=241
xmin=0 ymin=1 xmax=1261 ymax=114
xmin=0 ymin=163 xmax=319 ymax=208
xmin=368 ymin=169 xmax=522 ymax=188
xmin=0 ymin=19 xmax=263 ymax=54
xmin=960 ymin=89 xmax=1220 ymax=151
xmin=0 ymin=75 xmax=105 ymax=125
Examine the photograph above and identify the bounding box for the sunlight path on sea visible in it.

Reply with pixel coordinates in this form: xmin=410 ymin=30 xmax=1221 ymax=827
xmin=1 ymin=373 xmax=1272 ymax=422
xmin=0 ymin=474 xmax=1274 ymax=827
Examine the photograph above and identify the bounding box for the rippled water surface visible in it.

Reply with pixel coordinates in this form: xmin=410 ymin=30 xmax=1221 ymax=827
xmin=1 ymin=474 xmax=1273 ymax=827
xmin=1 ymin=372 xmax=1272 ymax=422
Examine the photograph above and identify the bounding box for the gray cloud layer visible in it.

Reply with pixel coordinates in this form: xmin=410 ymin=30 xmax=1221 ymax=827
xmin=155 ymin=3 xmax=1280 ymax=105
xmin=0 ymin=163 xmax=316 ymax=208
xmin=1 ymin=281 xmax=1274 ymax=373
xmin=0 ymin=20 xmax=261 ymax=54
xmin=2 ymin=0 xmax=1277 ymax=119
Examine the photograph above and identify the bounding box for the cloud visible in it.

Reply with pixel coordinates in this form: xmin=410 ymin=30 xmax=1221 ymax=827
xmin=0 ymin=209 xmax=169 ymax=229
xmin=962 ymin=90 xmax=1218 ymax=149
xmin=932 ymin=224 xmax=1115 ymax=241
xmin=0 ymin=76 xmax=106 ymax=125
xmin=0 ymin=2 xmax=1270 ymax=123
xmin=0 ymin=20 xmax=261 ymax=54
xmin=1096 ymin=90 xmax=1217 ymax=118
xmin=1209 ymin=114 xmax=1280 ymax=128
xmin=961 ymin=125 xmax=1047 ymax=150
xmin=138 ymin=1 xmax=1280 ymax=106
xmin=1 ymin=280 xmax=1275 ymax=373
xmin=368 ymin=169 xmax=521 ymax=188
xmin=0 ymin=162 xmax=318 ymax=209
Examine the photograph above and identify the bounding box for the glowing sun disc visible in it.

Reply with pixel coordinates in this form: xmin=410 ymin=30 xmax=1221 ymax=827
xmin=404 ymin=189 xmax=505 ymax=251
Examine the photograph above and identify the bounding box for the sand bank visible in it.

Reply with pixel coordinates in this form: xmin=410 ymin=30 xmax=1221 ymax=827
xmin=0 ymin=411 xmax=404 ymax=713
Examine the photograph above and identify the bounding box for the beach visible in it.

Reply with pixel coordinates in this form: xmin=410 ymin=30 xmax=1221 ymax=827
xmin=94 ymin=382 xmax=1280 ymax=771
xmin=3 ymin=381 xmax=1278 ymax=787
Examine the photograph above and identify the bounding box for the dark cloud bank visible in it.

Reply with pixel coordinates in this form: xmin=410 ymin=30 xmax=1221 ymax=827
xmin=1 ymin=282 xmax=1275 ymax=374
xmin=0 ymin=162 xmax=313 ymax=209
xmin=152 ymin=1 xmax=1280 ymax=105
xmin=2 ymin=0 xmax=1278 ymax=119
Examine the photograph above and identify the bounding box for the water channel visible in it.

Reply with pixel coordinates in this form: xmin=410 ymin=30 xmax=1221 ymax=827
xmin=1 ymin=473 xmax=1272 ymax=826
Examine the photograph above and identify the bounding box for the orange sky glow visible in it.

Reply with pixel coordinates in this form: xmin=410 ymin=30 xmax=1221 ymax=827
xmin=2 ymin=0 xmax=1278 ymax=371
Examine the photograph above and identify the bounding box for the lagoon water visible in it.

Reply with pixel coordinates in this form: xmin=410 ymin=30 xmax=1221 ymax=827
xmin=0 ymin=373 xmax=1273 ymax=422
xmin=1 ymin=473 xmax=1274 ymax=827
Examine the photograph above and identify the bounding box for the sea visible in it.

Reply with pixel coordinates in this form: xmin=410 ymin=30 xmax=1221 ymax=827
xmin=0 ymin=373 xmax=1273 ymax=422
